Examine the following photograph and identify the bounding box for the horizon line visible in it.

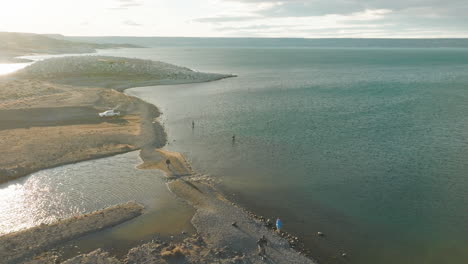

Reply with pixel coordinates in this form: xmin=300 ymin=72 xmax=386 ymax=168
xmin=3 ymin=31 xmax=468 ymax=40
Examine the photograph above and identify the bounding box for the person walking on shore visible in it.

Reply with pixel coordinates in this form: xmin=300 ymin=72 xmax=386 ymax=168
xmin=257 ymin=235 xmax=268 ymax=259
xmin=276 ymin=217 xmax=283 ymax=233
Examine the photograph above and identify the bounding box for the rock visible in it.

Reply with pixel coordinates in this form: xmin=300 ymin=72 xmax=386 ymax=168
xmin=231 ymin=222 xmax=237 ymax=227
xmin=342 ymin=252 xmax=347 ymax=257
xmin=317 ymin=232 xmax=324 ymax=237
xmin=61 ymin=249 xmax=121 ymax=264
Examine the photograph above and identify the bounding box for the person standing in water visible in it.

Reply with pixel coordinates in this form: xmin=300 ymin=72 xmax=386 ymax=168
xmin=192 ymin=120 xmax=195 ymax=129
xmin=276 ymin=217 xmax=283 ymax=233
xmin=232 ymin=134 xmax=236 ymax=143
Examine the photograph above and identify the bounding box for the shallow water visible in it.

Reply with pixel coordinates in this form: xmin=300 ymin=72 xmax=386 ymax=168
xmin=0 ymin=152 xmax=195 ymax=255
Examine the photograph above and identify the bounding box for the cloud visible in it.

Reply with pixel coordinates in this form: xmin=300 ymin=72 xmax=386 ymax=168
xmin=123 ymin=20 xmax=142 ymax=26
xmin=192 ymin=0 xmax=468 ymax=37
xmin=109 ymin=0 xmax=143 ymax=10
xmin=225 ymin=0 xmax=468 ymax=17
xmin=194 ymin=16 xmax=261 ymax=23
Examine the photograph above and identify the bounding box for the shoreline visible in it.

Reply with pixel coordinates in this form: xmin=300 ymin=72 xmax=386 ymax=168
xmin=0 ymin=79 xmax=167 ymax=184
xmin=0 ymin=56 xmax=317 ymax=263
xmin=0 ymin=148 xmax=317 ymax=264
xmin=0 ymin=202 xmax=144 ymax=263
xmin=0 ymin=55 xmax=235 ymax=184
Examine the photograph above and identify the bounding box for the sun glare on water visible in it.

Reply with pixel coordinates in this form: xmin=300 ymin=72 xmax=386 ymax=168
xmin=0 ymin=63 xmax=31 ymax=75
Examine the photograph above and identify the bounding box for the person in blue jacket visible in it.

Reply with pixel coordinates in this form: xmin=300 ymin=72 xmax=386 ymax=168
xmin=276 ymin=217 xmax=283 ymax=233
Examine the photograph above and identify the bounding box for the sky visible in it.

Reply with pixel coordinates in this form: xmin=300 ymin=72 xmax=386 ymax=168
xmin=1 ymin=0 xmax=467 ymax=38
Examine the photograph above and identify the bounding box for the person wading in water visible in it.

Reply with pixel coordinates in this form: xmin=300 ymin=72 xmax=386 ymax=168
xmin=257 ymin=235 xmax=268 ymax=260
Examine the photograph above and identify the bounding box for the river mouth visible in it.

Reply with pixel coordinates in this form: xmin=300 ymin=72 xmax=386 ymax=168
xmin=0 ymin=151 xmax=195 ymax=258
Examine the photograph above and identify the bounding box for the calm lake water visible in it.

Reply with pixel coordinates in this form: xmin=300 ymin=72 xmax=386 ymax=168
xmin=118 ymin=41 xmax=468 ymax=264
xmin=1 ymin=38 xmax=468 ymax=263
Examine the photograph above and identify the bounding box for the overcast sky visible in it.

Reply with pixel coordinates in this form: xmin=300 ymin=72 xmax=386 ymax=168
xmin=1 ymin=0 xmax=467 ymax=37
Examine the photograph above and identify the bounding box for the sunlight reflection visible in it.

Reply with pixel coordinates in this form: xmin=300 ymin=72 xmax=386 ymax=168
xmin=0 ymin=63 xmax=31 ymax=75
xmin=0 ymin=152 xmax=173 ymax=235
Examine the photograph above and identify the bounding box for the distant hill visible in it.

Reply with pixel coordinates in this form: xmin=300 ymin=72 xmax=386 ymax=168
xmin=0 ymin=32 xmax=142 ymax=63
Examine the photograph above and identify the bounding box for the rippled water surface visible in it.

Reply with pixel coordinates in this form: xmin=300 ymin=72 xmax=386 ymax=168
xmin=121 ymin=45 xmax=468 ymax=264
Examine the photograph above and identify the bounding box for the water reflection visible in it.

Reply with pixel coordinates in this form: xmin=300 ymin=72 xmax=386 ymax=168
xmin=0 ymin=151 xmax=194 ymax=236
xmin=0 ymin=63 xmax=31 ymax=75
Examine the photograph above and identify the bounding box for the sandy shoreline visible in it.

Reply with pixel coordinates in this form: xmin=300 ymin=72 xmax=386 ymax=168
xmin=0 ymin=56 xmax=316 ymax=263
